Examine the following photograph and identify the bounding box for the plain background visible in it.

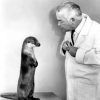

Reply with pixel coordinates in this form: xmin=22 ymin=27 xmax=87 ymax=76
xmin=0 ymin=0 xmax=100 ymax=100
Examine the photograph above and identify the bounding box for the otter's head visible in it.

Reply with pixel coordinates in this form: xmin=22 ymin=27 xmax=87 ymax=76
xmin=24 ymin=36 xmax=41 ymax=47
xmin=22 ymin=36 xmax=41 ymax=54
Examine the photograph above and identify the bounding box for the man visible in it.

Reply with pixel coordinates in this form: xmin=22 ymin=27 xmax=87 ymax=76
xmin=56 ymin=1 xmax=100 ymax=100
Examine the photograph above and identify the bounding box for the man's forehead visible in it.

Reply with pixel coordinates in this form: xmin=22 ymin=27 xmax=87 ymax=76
xmin=56 ymin=8 xmax=69 ymax=19
xmin=57 ymin=8 xmax=69 ymax=15
xmin=56 ymin=8 xmax=76 ymax=19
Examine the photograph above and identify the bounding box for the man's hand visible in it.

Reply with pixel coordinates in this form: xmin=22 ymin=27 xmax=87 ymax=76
xmin=69 ymin=46 xmax=78 ymax=57
xmin=62 ymin=41 xmax=78 ymax=57
xmin=62 ymin=41 xmax=71 ymax=51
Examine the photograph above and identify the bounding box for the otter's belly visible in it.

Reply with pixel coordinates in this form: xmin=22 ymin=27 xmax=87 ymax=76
xmin=23 ymin=67 xmax=35 ymax=83
xmin=18 ymin=68 xmax=35 ymax=97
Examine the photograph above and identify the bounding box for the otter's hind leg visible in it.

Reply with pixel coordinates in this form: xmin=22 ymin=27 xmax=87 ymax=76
xmin=28 ymin=90 xmax=40 ymax=100
xmin=28 ymin=96 xmax=40 ymax=100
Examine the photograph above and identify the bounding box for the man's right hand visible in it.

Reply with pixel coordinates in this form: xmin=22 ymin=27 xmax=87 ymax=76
xmin=62 ymin=41 xmax=71 ymax=51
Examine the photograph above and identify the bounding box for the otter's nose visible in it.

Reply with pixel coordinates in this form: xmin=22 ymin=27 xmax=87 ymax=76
xmin=36 ymin=43 xmax=41 ymax=47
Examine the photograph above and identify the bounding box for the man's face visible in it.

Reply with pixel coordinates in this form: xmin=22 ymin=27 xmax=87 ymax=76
xmin=56 ymin=8 xmax=75 ymax=31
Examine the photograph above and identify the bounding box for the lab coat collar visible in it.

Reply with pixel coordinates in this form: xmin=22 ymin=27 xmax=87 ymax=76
xmin=75 ymin=13 xmax=93 ymax=36
xmin=75 ymin=14 xmax=86 ymax=34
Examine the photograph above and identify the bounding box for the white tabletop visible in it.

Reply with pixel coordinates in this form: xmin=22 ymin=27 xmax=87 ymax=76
xmin=0 ymin=92 xmax=62 ymax=100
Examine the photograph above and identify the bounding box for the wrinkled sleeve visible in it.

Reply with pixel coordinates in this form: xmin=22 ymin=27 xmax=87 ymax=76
xmin=75 ymin=33 xmax=100 ymax=66
xmin=60 ymin=31 xmax=71 ymax=56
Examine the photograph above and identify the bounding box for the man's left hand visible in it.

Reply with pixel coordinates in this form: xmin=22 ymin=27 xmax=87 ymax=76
xmin=65 ymin=41 xmax=78 ymax=57
xmin=68 ymin=46 xmax=78 ymax=57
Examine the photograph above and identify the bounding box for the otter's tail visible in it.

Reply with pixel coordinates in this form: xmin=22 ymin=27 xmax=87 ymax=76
xmin=0 ymin=93 xmax=18 ymax=100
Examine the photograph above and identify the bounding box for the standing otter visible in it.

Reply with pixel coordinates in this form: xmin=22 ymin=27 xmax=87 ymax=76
xmin=17 ymin=36 xmax=40 ymax=100
xmin=0 ymin=36 xmax=40 ymax=100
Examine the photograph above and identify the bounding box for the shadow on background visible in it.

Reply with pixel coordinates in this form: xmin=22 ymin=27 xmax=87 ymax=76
xmin=49 ymin=7 xmax=66 ymax=61
xmin=49 ymin=7 xmax=67 ymax=100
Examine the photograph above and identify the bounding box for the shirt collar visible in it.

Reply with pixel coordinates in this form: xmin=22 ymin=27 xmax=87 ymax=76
xmin=75 ymin=13 xmax=86 ymax=34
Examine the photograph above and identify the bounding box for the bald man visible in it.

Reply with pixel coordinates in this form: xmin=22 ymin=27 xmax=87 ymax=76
xmin=56 ymin=1 xmax=100 ymax=100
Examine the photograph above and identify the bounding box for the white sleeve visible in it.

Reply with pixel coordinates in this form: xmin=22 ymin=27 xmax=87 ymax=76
xmin=76 ymin=48 xmax=100 ymax=66
xmin=75 ymin=32 xmax=100 ymax=66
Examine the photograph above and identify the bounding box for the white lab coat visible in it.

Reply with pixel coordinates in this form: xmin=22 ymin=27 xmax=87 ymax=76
xmin=60 ymin=14 xmax=100 ymax=100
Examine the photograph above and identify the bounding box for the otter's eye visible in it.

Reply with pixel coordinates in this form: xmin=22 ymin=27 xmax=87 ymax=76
xmin=27 ymin=41 xmax=30 ymax=43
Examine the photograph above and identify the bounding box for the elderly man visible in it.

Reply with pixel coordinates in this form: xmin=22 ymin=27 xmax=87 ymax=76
xmin=56 ymin=1 xmax=100 ymax=100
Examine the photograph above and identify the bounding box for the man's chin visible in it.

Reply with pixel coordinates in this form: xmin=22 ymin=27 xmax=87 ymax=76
xmin=59 ymin=26 xmax=66 ymax=30
xmin=61 ymin=27 xmax=70 ymax=31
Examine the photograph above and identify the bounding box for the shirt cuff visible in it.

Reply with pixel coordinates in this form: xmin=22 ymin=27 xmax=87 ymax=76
xmin=75 ymin=48 xmax=86 ymax=64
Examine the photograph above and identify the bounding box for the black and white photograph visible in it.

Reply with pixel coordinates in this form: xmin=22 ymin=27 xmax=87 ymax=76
xmin=0 ymin=0 xmax=100 ymax=100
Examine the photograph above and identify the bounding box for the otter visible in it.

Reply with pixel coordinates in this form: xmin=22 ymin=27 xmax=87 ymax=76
xmin=17 ymin=36 xmax=40 ymax=100
xmin=0 ymin=36 xmax=40 ymax=100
